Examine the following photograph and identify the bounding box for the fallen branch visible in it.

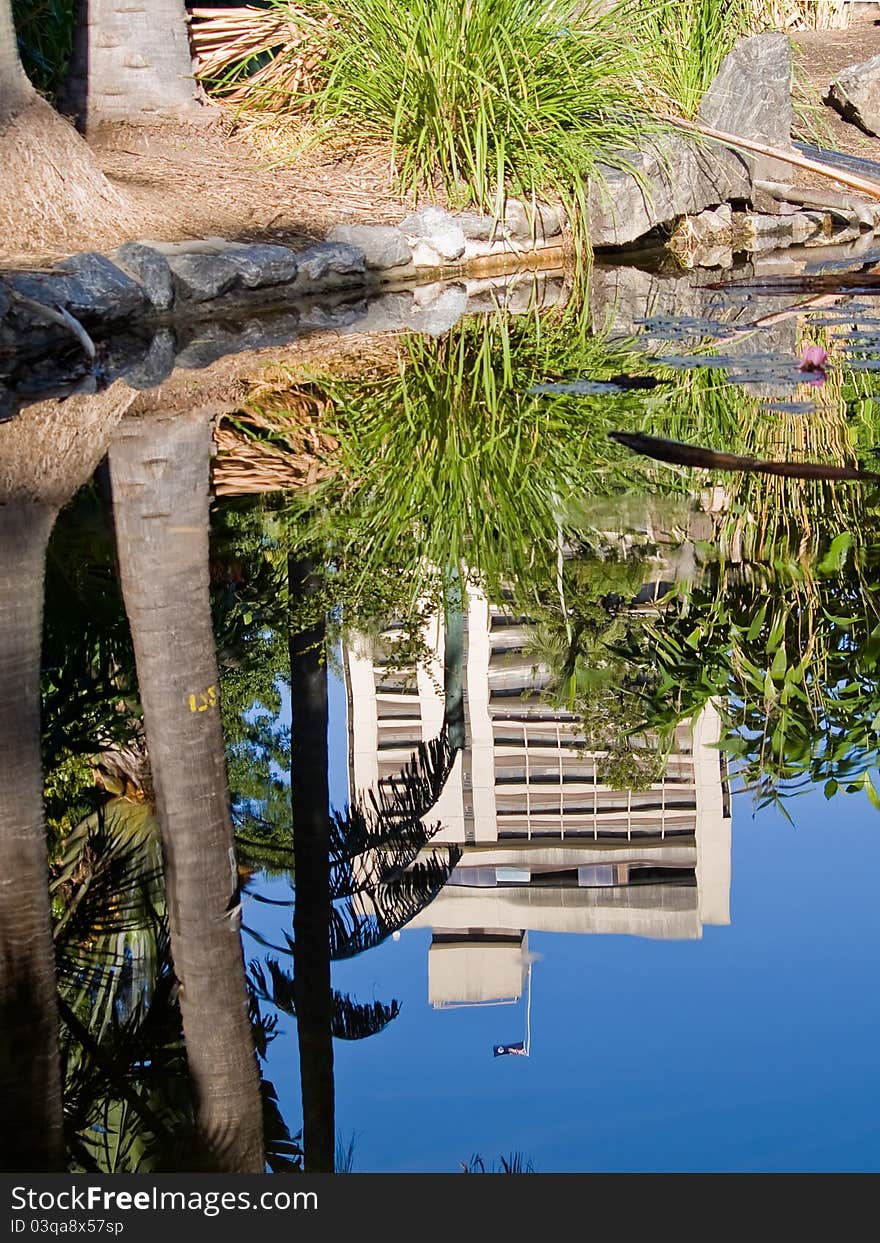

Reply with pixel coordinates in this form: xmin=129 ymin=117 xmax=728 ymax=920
xmin=668 ymin=116 xmax=880 ymax=203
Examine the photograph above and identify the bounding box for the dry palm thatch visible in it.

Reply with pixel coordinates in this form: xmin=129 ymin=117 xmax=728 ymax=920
xmin=211 ymin=393 xmax=338 ymax=496
xmin=190 ymin=4 xmax=336 ymax=108
xmin=751 ymin=0 xmax=852 ymax=30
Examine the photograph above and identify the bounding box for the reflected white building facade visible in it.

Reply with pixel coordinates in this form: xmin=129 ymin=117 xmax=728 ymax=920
xmin=343 ymin=585 xmax=731 ymax=1008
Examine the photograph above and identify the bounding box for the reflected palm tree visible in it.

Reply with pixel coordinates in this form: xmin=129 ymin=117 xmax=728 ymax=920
xmin=0 ymin=386 xmax=135 ymax=1171
xmin=261 ymin=556 xmax=462 ymax=1171
xmin=53 ymin=806 xmax=301 ymax=1172
xmin=108 ymin=408 xmax=264 ymax=1171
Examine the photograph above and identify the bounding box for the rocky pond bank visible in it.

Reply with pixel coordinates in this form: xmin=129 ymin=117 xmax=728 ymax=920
xmin=4 ymin=30 xmax=880 ymax=389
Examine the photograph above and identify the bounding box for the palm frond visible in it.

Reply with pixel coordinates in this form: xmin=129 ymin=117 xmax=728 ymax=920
xmin=328 ymin=847 xmax=461 ymax=959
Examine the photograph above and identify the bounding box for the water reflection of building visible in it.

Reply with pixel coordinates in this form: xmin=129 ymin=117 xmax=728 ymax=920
xmin=343 ymin=585 xmax=731 ymax=1008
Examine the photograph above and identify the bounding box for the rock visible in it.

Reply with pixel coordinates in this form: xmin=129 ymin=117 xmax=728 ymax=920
xmin=691 ymin=243 xmax=733 ymax=269
xmin=805 ymin=220 xmax=862 ymax=247
xmin=166 ymin=251 xmax=241 ymax=302
xmin=698 ymin=32 xmax=794 ymax=181
xmin=827 ymin=53 xmax=880 ymax=136
xmin=588 ymin=134 xmax=751 ymax=247
xmin=4 ymin=262 xmax=146 ymax=326
xmin=746 ymin=212 xmax=795 ymax=240
xmin=668 ymin=204 xmax=733 ymax=266
xmin=292 ymin=243 xmax=367 ymax=292
xmin=407 ymin=282 xmax=468 ymax=336
xmin=224 ymin=243 xmax=299 ymax=288
xmin=0 ymin=284 xmax=9 ymax=322
xmin=799 ymin=209 xmax=833 ymax=240
xmin=296 ymin=300 xmax=368 ymax=332
xmin=753 ymin=180 xmax=875 ymax=228
xmin=456 ymin=212 xmax=504 ymax=242
xmin=0 ymin=388 xmax=19 ymax=424
xmin=399 ymin=206 xmax=466 ymax=262
xmin=123 ymin=328 xmax=177 ymax=390
xmin=114 ymin=242 xmax=175 ymax=311
xmin=789 ymin=212 xmax=824 ymax=245
xmin=409 ymin=239 xmax=448 ymax=267
xmin=54 ymin=252 xmax=147 ymax=320
xmin=174 ymin=312 xmax=306 ymax=369
xmin=692 ymin=203 xmax=732 ymax=241
xmin=503 ymin=198 xmax=565 ymax=242
xmin=123 ymin=238 xmax=299 ymax=305
xmin=349 ymin=291 xmax=417 ymax=335
xmin=327 ymin=224 xmax=412 ymax=270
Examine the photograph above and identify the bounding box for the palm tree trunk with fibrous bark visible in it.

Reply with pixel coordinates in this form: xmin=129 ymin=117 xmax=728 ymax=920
xmin=0 ymin=385 xmax=137 ymax=1171
xmin=0 ymin=500 xmax=65 ymax=1171
xmin=289 ymin=557 xmax=335 ymax=1174
xmin=0 ymin=0 xmax=124 ymax=259
xmin=63 ymin=0 xmax=210 ymax=135
xmin=108 ymin=410 xmax=264 ymax=1173
xmin=0 ymin=0 xmax=29 ymax=113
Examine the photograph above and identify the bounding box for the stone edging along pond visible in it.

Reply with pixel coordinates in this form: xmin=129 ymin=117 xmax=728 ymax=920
xmin=0 ymin=200 xmax=567 ymax=358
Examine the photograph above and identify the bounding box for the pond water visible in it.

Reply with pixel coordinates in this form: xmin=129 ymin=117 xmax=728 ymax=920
xmin=4 ymin=246 xmax=880 ymax=1173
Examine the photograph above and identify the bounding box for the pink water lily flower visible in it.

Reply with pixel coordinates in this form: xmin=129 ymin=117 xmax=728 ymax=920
xmin=798 ymin=344 xmax=828 ymax=370
xmin=798 ymin=344 xmax=828 ymax=387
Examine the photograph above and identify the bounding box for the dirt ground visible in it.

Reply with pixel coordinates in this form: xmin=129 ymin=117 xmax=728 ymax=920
xmin=791 ymin=4 xmax=880 ymax=156
xmin=8 ymin=112 xmax=423 ymax=267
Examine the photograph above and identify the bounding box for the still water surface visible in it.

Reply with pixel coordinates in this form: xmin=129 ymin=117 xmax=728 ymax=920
xmin=4 ymin=249 xmax=880 ymax=1171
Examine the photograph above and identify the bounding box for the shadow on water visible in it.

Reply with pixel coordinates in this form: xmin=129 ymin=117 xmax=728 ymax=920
xmin=6 ymin=249 xmax=880 ymax=1168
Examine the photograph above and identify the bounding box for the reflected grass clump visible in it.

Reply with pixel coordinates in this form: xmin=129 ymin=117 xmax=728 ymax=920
xmin=284 ymin=308 xmax=670 ymax=605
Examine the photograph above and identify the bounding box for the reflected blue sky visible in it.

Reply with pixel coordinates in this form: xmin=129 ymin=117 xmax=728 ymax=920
xmin=244 ymin=775 xmax=880 ymax=1173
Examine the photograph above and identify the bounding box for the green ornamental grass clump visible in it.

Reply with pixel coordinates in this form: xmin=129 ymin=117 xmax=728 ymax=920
xmin=315 ymin=0 xmax=649 ymax=211
xmin=635 ymin=0 xmax=757 ymax=118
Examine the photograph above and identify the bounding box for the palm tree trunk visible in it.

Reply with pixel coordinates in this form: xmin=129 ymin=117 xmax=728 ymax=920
xmin=0 ymin=499 xmax=65 ymax=1171
xmin=0 ymin=0 xmax=124 ymax=257
xmin=109 ymin=410 xmax=264 ymax=1173
xmin=0 ymin=384 xmax=137 ymax=1171
xmin=289 ymin=556 xmax=335 ymax=1173
xmin=0 ymin=0 xmax=30 ymax=116
xmin=63 ymin=0 xmax=208 ymax=133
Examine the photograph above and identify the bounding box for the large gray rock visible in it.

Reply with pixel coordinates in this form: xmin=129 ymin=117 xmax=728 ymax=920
xmin=224 ymin=243 xmax=299 ymax=288
xmin=589 ymin=260 xmax=798 ymax=397
xmin=698 ymin=32 xmax=794 ymax=181
xmin=588 ymin=135 xmax=751 ymax=247
xmin=827 ymin=53 xmax=880 ymax=136
xmin=123 ymin=328 xmax=177 ymax=390
xmin=54 ymin=252 xmax=147 ymax=319
xmin=327 ymin=224 xmax=412 ymax=270
xmin=165 ymin=251 xmax=241 ymax=303
xmin=407 ymin=282 xmax=468 ymax=336
xmin=4 ymin=256 xmax=146 ymax=324
xmin=114 ymin=242 xmax=175 ymax=311
xmin=456 ymin=212 xmax=503 ymax=242
xmin=123 ymin=238 xmax=299 ymax=304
